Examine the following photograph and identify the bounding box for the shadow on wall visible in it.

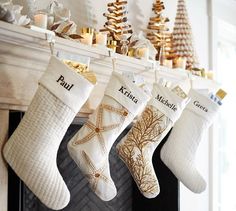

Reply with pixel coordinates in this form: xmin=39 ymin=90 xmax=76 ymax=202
xmin=128 ymin=0 xmax=145 ymax=33
xmin=63 ymin=0 xmax=97 ymax=29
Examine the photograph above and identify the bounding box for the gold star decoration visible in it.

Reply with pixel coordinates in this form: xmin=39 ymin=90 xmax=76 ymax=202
xmin=81 ymin=150 xmax=114 ymax=192
xmin=72 ymin=103 xmax=129 ymax=154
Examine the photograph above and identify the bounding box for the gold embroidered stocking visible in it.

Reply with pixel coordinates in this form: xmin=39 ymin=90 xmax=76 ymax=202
xmin=117 ymin=83 xmax=189 ymax=198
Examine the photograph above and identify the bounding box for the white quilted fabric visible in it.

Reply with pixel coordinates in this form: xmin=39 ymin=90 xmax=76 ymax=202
xmin=161 ymin=89 xmax=220 ymax=193
xmin=3 ymin=56 xmax=94 ymax=210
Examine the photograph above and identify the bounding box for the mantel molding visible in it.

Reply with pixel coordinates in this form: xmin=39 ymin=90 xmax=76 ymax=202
xmin=0 ymin=21 xmax=220 ymax=115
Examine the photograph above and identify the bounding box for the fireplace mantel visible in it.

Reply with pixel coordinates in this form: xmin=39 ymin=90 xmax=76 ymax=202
xmin=0 ymin=21 xmax=220 ymax=211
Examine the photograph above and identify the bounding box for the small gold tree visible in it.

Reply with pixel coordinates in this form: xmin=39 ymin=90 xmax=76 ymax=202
xmin=101 ymin=0 xmax=133 ymax=54
xmin=146 ymin=0 xmax=170 ymax=61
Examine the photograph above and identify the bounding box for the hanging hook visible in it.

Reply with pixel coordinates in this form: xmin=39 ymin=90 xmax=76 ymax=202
xmin=112 ymin=57 xmax=117 ymax=72
xmin=108 ymin=49 xmax=115 ymax=58
xmin=154 ymin=61 xmax=160 ymax=84
xmin=188 ymin=72 xmax=193 ymax=89
xmin=45 ymin=32 xmax=56 ymax=55
xmin=134 ymin=60 xmax=156 ymax=77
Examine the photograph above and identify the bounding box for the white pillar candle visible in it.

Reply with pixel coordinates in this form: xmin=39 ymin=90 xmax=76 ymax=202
xmin=34 ymin=12 xmax=48 ymax=29
xmin=175 ymin=57 xmax=187 ymax=69
xmin=96 ymin=32 xmax=107 ymax=46
xmin=80 ymin=33 xmax=93 ymax=45
xmin=163 ymin=59 xmax=173 ymax=68
xmin=136 ymin=47 xmax=149 ymax=60
xmin=206 ymin=70 xmax=214 ymax=80
xmin=80 ymin=28 xmax=94 ymax=46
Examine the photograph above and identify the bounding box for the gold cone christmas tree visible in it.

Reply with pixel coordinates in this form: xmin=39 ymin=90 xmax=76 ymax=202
xmin=102 ymin=0 xmax=132 ymax=42
xmin=172 ymin=0 xmax=198 ymax=69
xmin=146 ymin=0 xmax=170 ymax=61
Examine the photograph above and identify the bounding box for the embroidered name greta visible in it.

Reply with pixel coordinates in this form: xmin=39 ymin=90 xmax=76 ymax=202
xmin=119 ymin=86 xmax=138 ymax=104
xmin=56 ymin=75 xmax=74 ymax=91
xmin=193 ymin=101 xmax=208 ymax=112
xmin=155 ymin=94 xmax=177 ymax=111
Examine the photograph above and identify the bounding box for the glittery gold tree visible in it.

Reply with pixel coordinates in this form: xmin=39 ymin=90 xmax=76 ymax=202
xmin=101 ymin=0 xmax=133 ymax=54
xmin=146 ymin=0 xmax=170 ymax=61
xmin=172 ymin=0 xmax=198 ymax=69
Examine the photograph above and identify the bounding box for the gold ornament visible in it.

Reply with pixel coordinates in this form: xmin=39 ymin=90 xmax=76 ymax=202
xmin=62 ymin=60 xmax=97 ymax=84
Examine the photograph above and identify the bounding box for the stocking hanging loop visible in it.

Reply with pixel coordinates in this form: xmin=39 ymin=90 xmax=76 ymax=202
xmin=188 ymin=72 xmax=193 ymax=89
xmin=112 ymin=57 xmax=117 ymax=72
xmin=154 ymin=61 xmax=160 ymax=84
xmin=45 ymin=32 xmax=56 ymax=55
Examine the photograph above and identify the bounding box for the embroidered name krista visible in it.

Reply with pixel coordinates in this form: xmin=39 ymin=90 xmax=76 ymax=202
xmin=119 ymin=86 xmax=138 ymax=104
xmin=56 ymin=75 xmax=74 ymax=91
xmin=155 ymin=94 xmax=177 ymax=111
xmin=193 ymin=101 xmax=208 ymax=112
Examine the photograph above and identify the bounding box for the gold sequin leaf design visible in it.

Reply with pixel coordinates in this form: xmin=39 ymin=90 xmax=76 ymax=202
xmin=72 ymin=103 xmax=129 ymax=154
xmin=81 ymin=151 xmax=114 ymax=193
xmin=117 ymin=105 xmax=170 ymax=195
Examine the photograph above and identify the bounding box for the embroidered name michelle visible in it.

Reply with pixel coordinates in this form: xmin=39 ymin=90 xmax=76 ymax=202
xmin=155 ymin=94 xmax=177 ymax=111
xmin=119 ymin=86 xmax=138 ymax=104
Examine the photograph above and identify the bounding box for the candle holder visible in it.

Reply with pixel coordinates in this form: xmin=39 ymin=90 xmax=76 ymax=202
xmin=34 ymin=10 xmax=48 ymax=29
xmin=206 ymin=70 xmax=214 ymax=80
xmin=118 ymin=33 xmax=131 ymax=55
xmin=80 ymin=27 xmax=94 ymax=46
xmin=95 ymin=32 xmax=108 ymax=46
xmin=162 ymin=59 xmax=173 ymax=68
xmin=107 ymin=39 xmax=117 ymax=51
xmin=135 ymin=47 xmax=149 ymax=60
xmin=128 ymin=48 xmax=135 ymax=57
xmin=174 ymin=57 xmax=187 ymax=69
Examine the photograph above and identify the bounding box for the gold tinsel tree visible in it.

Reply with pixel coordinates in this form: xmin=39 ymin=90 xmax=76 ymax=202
xmin=172 ymin=0 xmax=198 ymax=69
xmin=146 ymin=0 xmax=170 ymax=61
xmin=102 ymin=0 xmax=132 ymax=43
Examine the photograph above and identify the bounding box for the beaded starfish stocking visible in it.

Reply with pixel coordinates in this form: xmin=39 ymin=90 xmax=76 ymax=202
xmin=68 ymin=72 xmax=150 ymax=201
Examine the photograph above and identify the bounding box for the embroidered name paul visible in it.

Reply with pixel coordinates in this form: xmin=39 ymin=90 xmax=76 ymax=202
xmin=119 ymin=86 xmax=138 ymax=104
xmin=56 ymin=75 xmax=74 ymax=91
xmin=155 ymin=94 xmax=177 ymax=111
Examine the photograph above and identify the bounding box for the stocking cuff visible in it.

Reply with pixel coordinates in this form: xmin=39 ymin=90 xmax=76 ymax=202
xmin=186 ymin=89 xmax=220 ymax=123
xmin=148 ymin=84 xmax=190 ymax=123
xmin=39 ymin=56 xmax=94 ymax=113
xmin=105 ymin=72 xmax=150 ymax=115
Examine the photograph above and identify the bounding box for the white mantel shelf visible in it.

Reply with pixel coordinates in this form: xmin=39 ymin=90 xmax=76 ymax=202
xmin=0 ymin=20 xmax=220 ymax=114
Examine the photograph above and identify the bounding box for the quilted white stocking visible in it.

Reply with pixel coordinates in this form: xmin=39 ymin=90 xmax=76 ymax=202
xmin=67 ymin=72 xmax=150 ymax=201
xmin=117 ymin=84 xmax=189 ymax=198
xmin=3 ymin=56 xmax=94 ymax=210
xmin=161 ymin=89 xmax=220 ymax=193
